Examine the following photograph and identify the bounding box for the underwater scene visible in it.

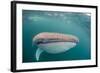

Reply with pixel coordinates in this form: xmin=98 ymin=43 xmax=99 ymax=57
xmin=22 ymin=10 xmax=91 ymax=63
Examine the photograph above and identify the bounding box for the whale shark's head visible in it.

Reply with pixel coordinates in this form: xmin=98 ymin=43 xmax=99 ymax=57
xmin=33 ymin=32 xmax=79 ymax=61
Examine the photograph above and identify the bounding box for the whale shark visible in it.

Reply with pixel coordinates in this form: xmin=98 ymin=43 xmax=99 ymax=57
xmin=33 ymin=32 xmax=79 ymax=61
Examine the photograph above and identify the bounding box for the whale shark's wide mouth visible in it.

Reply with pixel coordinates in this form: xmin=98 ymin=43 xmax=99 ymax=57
xmin=35 ymin=39 xmax=79 ymax=45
